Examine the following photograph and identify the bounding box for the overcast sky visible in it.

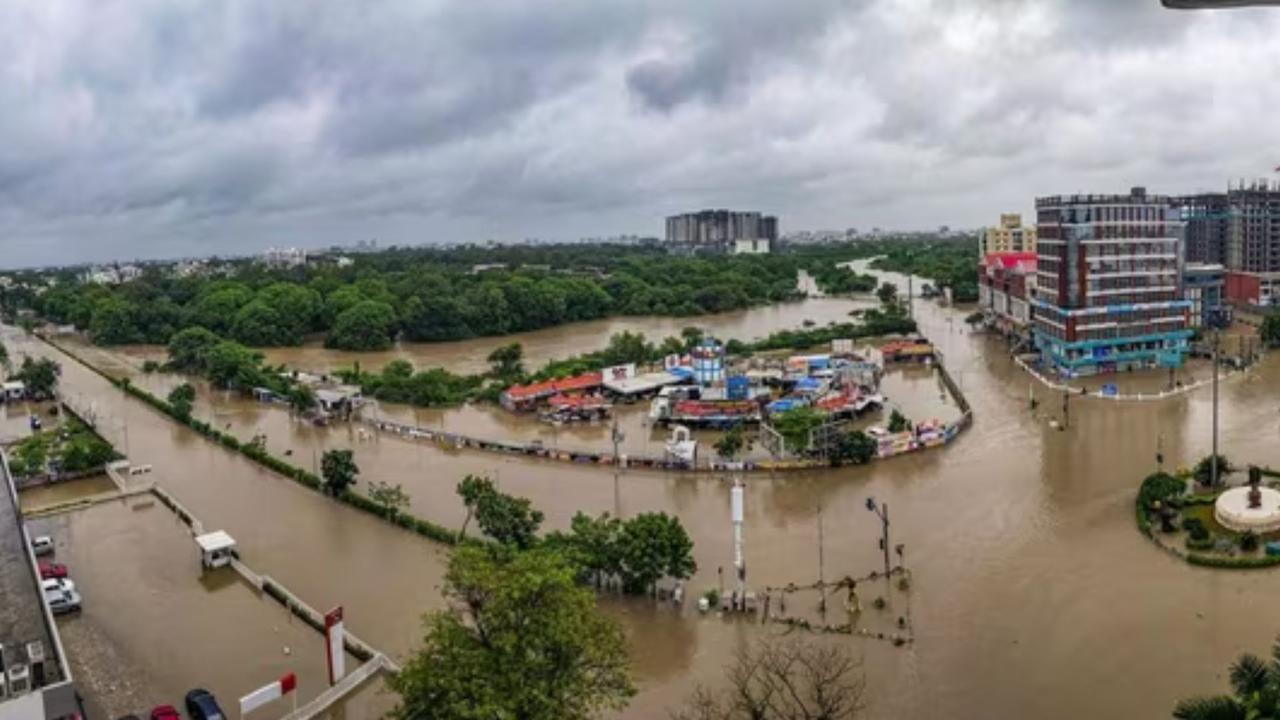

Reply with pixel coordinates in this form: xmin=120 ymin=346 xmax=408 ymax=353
xmin=3 ymin=0 xmax=1280 ymax=268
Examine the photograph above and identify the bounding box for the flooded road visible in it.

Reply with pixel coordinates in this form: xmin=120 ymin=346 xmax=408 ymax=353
xmin=11 ymin=258 xmax=1280 ymax=719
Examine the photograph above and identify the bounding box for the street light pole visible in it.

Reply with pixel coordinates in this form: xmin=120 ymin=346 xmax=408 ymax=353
xmin=866 ymin=497 xmax=891 ymax=576
xmin=1212 ymin=327 xmax=1220 ymax=487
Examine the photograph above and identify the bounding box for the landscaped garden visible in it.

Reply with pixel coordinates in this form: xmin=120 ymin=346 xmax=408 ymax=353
xmin=1137 ymin=456 xmax=1280 ymax=569
xmin=5 ymin=413 xmax=119 ymax=479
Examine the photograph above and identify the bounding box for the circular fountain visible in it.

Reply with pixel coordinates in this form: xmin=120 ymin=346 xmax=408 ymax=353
xmin=1214 ymin=469 xmax=1280 ymax=533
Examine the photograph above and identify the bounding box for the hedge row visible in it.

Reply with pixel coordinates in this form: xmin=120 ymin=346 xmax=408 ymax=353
xmin=1186 ymin=553 xmax=1280 ymax=569
xmin=41 ymin=333 xmax=463 ymax=547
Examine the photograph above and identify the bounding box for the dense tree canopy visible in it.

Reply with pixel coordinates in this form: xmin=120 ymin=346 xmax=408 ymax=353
xmin=390 ymin=546 xmax=634 ymax=720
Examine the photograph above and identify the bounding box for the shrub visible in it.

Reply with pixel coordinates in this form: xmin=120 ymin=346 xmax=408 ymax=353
xmin=1241 ymin=531 xmax=1261 ymax=553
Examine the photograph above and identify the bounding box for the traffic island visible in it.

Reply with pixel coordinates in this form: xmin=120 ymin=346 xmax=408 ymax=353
xmin=1137 ymin=465 xmax=1280 ymax=569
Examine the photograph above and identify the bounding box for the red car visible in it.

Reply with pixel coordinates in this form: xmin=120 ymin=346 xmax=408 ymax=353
xmin=38 ymin=562 xmax=67 ymax=580
xmin=150 ymin=706 xmax=180 ymax=720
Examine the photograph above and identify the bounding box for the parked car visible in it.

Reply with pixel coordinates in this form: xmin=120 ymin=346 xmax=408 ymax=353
xmin=45 ymin=588 xmax=81 ymax=615
xmin=39 ymin=562 xmax=68 ymax=579
xmin=41 ymin=578 xmax=76 ymax=595
xmin=185 ymin=689 xmax=226 ymax=720
xmin=31 ymin=535 xmax=54 ymax=556
xmin=150 ymin=706 xmax=181 ymax=720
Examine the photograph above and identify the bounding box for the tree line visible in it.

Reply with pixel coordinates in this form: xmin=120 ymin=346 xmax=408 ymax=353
xmin=25 ymin=244 xmax=809 ymax=351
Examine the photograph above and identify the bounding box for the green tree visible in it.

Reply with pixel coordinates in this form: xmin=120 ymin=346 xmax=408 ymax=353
xmin=204 ymin=341 xmax=264 ymax=390
xmin=457 ymin=474 xmax=495 ymax=540
xmin=167 ymin=383 xmax=196 ymax=422
xmin=188 ymin=284 xmax=254 ymax=335
xmin=1173 ymin=639 xmax=1280 ymax=720
xmin=369 ymin=481 xmax=411 ymax=519
xmin=59 ymin=434 xmax=116 ymax=473
xmin=320 ymin=449 xmax=358 ymax=496
xmin=167 ymin=326 xmax=221 ymax=372
xmin=89 ymin=299 xmax=140 ymax=345
xmin=474 ymin=487 xmax=544 ymax=550
xmin=286 ymin=384 xmax=317 ymax=414
xmin=0 ymin=340 xmax=9 ymax=373
xmin=1193 ymin=454 xmax=1234 ymax=486
xmin=231 ymin=300 xmax=297 ymax=347
xmin=598 ymin=331 xmax=655 ymax=366
xmin=546 ymin=512 xmax=623 ymax=587
xmin=257 ymin=282 xmax=322 ymax=336
xmin=487 ymin=342 xmax=525 ymax=381
xmin=16 ymin=357 xmax=59 ymax=399
xmin=829 ymin=430 xmax=878 ymax=467
xmin=615 ymin=512 xmax=696 ymax=595
xmin=390 ymin=546 xmax=635 ymax=720
xmin=713 ymin=425 xmax=746 ymax=460
xmin=876 ymin=282 xmax=899 ymax=306
xmin=325 ymin=300 xmax=398 ymax=351
xmin=772 ymin=406 xmax=826 ymax=454
xmin=1261 ymin=315 xmax=1280 ymax=349
xmin=887 ymin=409 xmax=911 ymax=433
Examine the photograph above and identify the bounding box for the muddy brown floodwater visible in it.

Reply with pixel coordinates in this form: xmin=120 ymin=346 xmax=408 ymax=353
xmin=10 ymin=259 xmax=1280 ymax=719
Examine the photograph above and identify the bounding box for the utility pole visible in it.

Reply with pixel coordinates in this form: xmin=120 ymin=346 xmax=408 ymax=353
xmin=866 ymin=497 xmax=891 ymax=576
xmin=731 ymin=479 xmax=746 ymax=610
xmin=1212 ymin=327 xmax=1220 ymax=487
xmin=817 ymin=504 xmax=826 ymax=615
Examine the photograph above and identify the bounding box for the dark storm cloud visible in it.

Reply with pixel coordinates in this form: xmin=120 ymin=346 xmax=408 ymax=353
xmin=1 ymin=0 xmax=1280 ymax=268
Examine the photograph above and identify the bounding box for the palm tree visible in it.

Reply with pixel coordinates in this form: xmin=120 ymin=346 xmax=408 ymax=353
xmin=1173 ymin=645 xmax=1280 ymax=719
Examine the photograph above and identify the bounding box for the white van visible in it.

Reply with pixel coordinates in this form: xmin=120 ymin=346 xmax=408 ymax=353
xmin=30 ymin=536 xmax=53 ymax=556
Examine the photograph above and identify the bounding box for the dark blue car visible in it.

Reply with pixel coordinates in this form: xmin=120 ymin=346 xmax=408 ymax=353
xmin=185 ymin=689 xmax=226 ymax=720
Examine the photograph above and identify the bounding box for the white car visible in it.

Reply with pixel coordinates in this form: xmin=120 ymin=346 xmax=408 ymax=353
xmin=31 ymin=535 xmax=54 ymax=556
xmin=41 ymin=578 xmax=76 ymax=595
xmin=44 ymin=588 xmax=81 ymax=615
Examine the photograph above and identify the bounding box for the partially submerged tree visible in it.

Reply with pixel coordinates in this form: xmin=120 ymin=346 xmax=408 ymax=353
xmin=369 ymin=481 xmax=410 ymax=520
xmin=286 ymin=384 xmax=317 ymax=415
xmin=391 ymin=546 xmax=635 ymax=720
xmin=486 ymin=342 xmax=525 ymax=381
xmin=16 ymin=356 xmax=60 ymax=399
xmin=167 ymin=383 xmax=196 ymax=422
xmin=1173 ymin=637 xmax=1280 ymax=720
xmin=456 ymin=474 xmax=496 ymax=540
xmin=673 ymin=637 xmax=866 ymax=720
xmin=616 ymin=512 xmax=696 ymax=594
xmin=320 ymin=449 xmax=358 ymax=496
xmin=714 ymin=425 xmax=747 ymax=460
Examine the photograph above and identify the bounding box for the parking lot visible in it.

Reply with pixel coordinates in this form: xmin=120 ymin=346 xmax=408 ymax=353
xmin=27 ymin=498 xmax=393 ymax=719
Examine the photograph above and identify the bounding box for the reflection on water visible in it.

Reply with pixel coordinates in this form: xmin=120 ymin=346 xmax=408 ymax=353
xmin=11 ymin=258 xmax=1280 ymax=719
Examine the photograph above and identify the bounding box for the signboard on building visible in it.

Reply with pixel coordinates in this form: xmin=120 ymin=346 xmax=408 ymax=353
xmin=604 ymin=364 xmax=636 ymax=382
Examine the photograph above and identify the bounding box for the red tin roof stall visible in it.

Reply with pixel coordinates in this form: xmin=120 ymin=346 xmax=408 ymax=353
xmin=500 ymin=372 xmax=603 ymax=412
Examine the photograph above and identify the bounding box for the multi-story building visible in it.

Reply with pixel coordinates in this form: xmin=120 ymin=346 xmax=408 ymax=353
xmin=1183 ymin=263 xmax=1226 ymax=328
xmin=1032 ymin=187 xmax=1191 ymax=376
xmin=977 ymin=251 xmax=1037 ymax=339
xmin=1177 ymin=192 xmax=1229 ymax=265
xmin=665 ymin=210 xmax=779 ymax=251
xmin=982 ymin=213 xmax=1037 ymax=255
xmin=1225 ymin=181 xmax=1280 ymax=273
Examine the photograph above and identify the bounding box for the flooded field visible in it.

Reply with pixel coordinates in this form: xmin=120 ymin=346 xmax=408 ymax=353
xmin=10 ymin=259 xmax=1280 ymax=719
xmin=30 ymin=500 xmax=390 ymax=719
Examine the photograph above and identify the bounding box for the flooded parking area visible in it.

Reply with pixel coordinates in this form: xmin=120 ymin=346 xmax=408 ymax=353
xmin=29 ymin=498 xmax=392 ymax=719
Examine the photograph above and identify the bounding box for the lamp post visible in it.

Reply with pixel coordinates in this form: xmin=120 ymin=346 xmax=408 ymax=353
xmin=866 ymin=497 xmax=891 ymax=576
xmin=1211 ymin=326 xmax=1220 ymax=487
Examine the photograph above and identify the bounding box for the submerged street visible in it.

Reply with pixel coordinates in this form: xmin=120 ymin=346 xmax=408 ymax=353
xmin=5 ymin=262 xmax=1278 ymax=719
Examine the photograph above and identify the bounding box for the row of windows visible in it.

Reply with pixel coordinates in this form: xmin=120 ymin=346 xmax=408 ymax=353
xmin=1084 ymin=243 xmax=1175 ymax=257
xmin=1088 ymin=276 xmax=1176 ymax=292
xmin=1084 ymin=292 xmax=1178 ymax=306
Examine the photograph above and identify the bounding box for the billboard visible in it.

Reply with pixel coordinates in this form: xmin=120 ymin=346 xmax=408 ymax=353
xmin=604 ymin=363 xmax=636 ymax=381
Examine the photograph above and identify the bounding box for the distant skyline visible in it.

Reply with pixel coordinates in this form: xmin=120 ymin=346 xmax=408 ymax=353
xmin=3 ymin=0 xmax=1280 ymax=268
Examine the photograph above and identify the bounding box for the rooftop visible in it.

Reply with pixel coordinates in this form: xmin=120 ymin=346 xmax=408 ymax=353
xmin=0 ymin=453 xmax=67 ymax=690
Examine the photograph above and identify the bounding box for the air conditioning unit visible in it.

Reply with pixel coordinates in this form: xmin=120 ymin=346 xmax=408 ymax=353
xmin=26 ymin=641 xmax=45 ymax=688
xmin=7 ymin=663 xmax=30 ymax=695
